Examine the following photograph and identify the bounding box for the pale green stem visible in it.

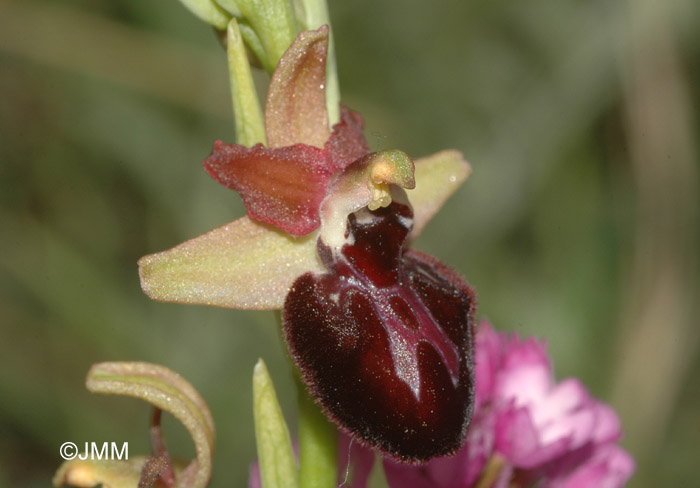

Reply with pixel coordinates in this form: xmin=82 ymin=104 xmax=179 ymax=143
xmin=253 ymin=359 xmax=299 ymax=488
xmin=274 ymin=308 xmax=339 ymax=488
xmin=178 ymin=0 xmax=230 ymax=29
xmin=296 ymin=375 xmax=338 ymax=488
xmin=473 ymin=455 xmax=507 ymax=488
xmin=237 ymin=0 xmax=299 ymax=73
xmin=227 ymin=18 xmax=267 ymax=146
xmin=299 ymin=0 xmax=340 ymax=125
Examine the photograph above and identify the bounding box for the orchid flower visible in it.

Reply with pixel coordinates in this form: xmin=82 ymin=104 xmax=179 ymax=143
xmin=139 ymin=19 xmax=475 ymax=462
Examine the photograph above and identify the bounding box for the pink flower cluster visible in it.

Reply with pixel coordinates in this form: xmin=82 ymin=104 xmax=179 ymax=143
xmin=381 ymin=321 xmax=635 ymax=488
xmin=250 ymin=321 xmax=635 ymax=488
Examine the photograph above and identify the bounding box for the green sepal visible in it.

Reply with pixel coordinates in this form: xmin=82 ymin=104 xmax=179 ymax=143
xmin=138 ymin=216 xmax=323 ymax=310
xmin=408 ymin=149 xmax=472 ymax=241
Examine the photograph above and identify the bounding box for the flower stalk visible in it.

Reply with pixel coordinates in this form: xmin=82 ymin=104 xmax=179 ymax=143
xmin=253 ymin=359 xmax=298 ymax=488
xmin=471 ymin=455 xmax=506 ymax=488
xmin=296 ymin=375 xmax=338 ymax=488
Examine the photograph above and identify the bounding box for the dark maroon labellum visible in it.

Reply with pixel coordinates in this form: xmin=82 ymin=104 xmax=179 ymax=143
xmin=283 ymin=201 xmax=476 ymax=463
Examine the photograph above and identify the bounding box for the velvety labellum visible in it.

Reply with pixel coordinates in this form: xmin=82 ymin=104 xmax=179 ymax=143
xmin=283 ymin=201 xmax=476 ymax=462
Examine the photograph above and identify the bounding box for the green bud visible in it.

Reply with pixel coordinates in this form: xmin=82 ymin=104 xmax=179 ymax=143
xmin=214 ymin=0 xmax=243 ymax=17
xmin=227 ymin=18 xmax=267 ymax=146
xmin=178 ymin=0 xmax=231 ymax=29
xmin=236 ymin=0 xmax=299 ymax=73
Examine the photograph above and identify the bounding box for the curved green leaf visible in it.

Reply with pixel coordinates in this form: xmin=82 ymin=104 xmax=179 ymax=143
xmin=86 ymin=362 xmax=215 ymax=488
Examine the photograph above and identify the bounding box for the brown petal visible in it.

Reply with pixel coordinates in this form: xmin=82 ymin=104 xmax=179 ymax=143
xmin=204 ymin=141 xmax=334 ymax=235
xmin=324 ymin=106 xmax=370 ymax=171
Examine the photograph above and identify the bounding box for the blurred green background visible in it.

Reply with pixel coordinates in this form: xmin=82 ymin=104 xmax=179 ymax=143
xmin=1 ymin=0 xmax=698 ymax=486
